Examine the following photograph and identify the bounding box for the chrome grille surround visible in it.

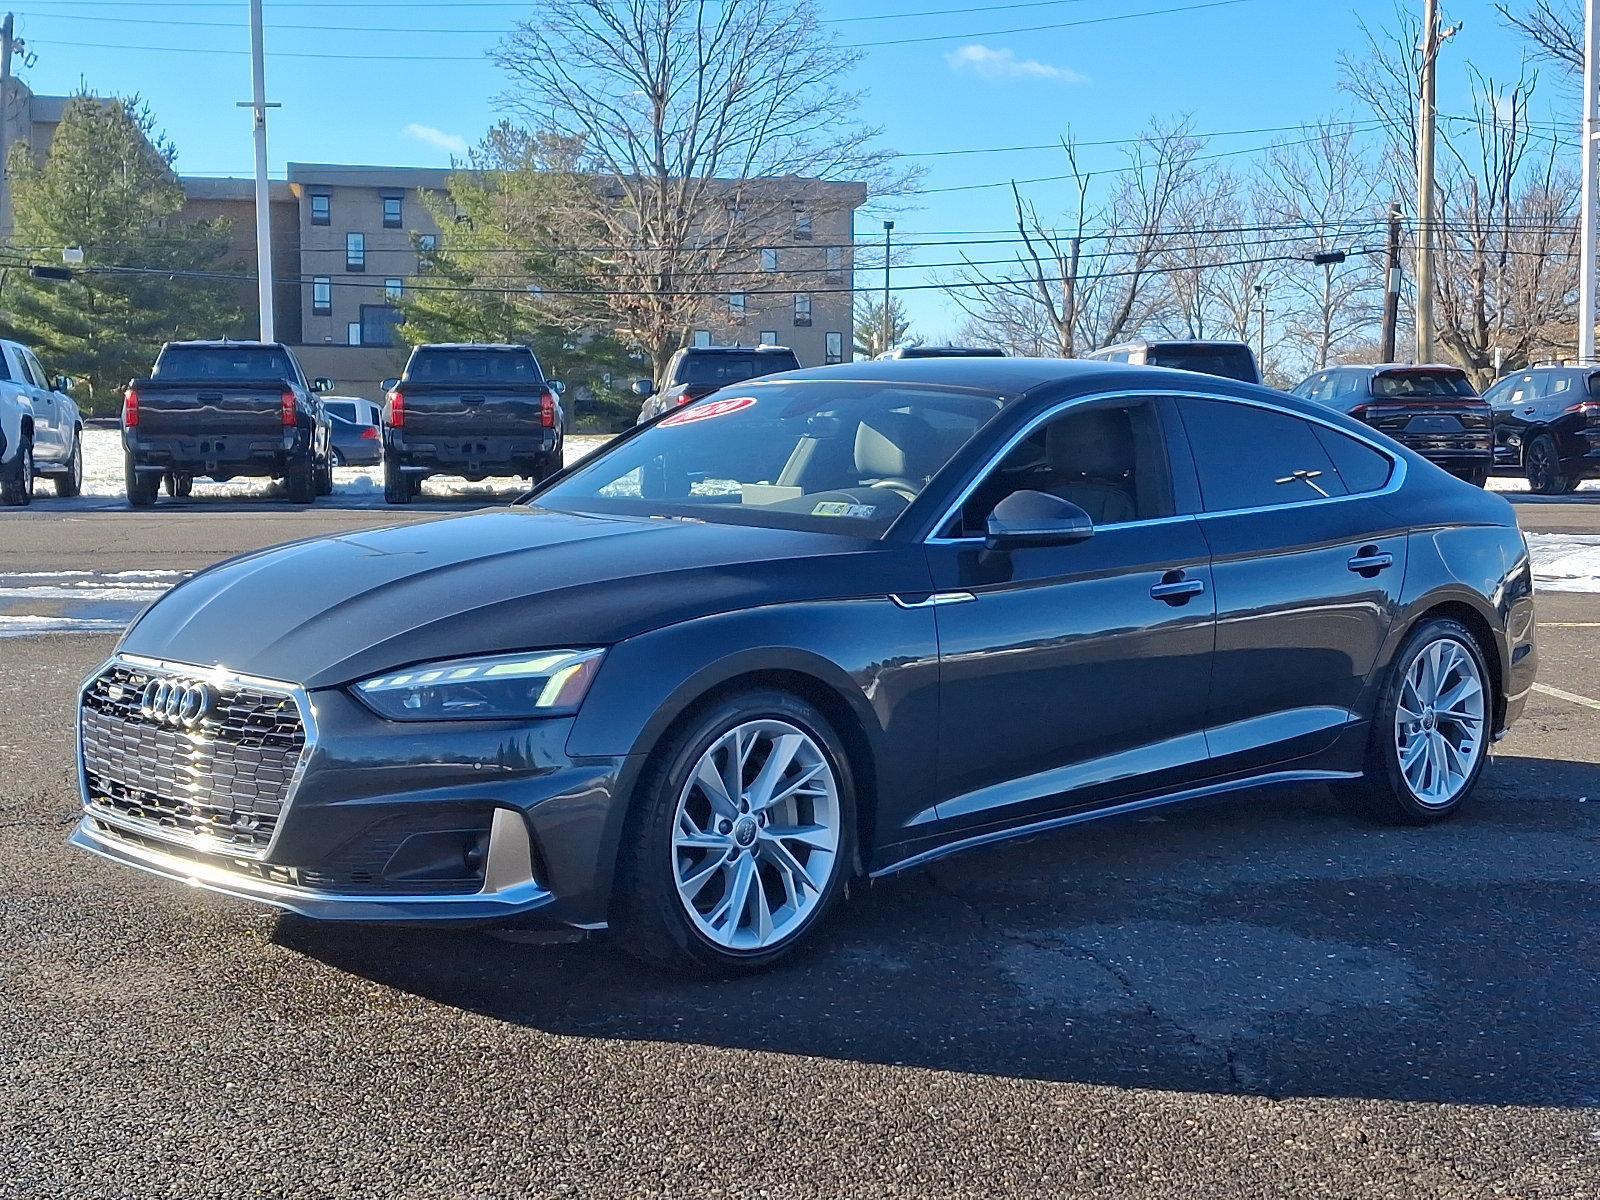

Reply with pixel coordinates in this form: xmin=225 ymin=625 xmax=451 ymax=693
xmin=76 ymin=654 xmax=316 ymax=860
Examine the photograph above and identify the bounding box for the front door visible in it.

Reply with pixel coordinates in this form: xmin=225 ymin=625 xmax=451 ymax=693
xmin=1172 ymin=396 xmax=1408 ymax=773
xmin=925 ymin=397 xmax=1217 ymax=831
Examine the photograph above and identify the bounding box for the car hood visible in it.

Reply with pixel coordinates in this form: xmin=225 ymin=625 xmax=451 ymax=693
xmin=120 ymin=506 xmax=921 ymax=689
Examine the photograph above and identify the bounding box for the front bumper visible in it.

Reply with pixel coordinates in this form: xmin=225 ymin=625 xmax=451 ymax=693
xmin=71 ymin=657 xmax=636 ymax=927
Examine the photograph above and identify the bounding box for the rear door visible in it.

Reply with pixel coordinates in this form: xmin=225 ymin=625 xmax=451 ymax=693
xmin=1173 ymin=396 xmax=1408 ymax=773
xmin=16 ymin=347 xmax=63 ymax=461
xmin=926 ymin=395 xmax=1218 ymax=830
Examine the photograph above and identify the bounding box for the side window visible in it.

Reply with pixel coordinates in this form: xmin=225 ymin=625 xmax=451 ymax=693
xmin=1290 ymin=373 xmax=1321 ymax=399
xmin=1334 ymin=371 xmax=1366 ymax=397
xmin=1176 ymin=398 xmax=1348 ymax=510
xmin=1547 ymin=373 xmax=1572 ymax=398
xmin=0 ymin=347 xmax=12 ymax=382
xmin=1480 ymin=378 xmax=1511 ymax=406
xmin=1505 ymin=373 xmax=1538 ymax=406
xmin=20 ymin=350 xmax=46 ymax=389
xmin=1311 ymin=425 xmax=1393 ymax=494
xmin=951 ymin=400 xmax=1175 ymax=535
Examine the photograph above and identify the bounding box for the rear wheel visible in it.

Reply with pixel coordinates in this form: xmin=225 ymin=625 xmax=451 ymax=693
xmin=315 ymin=456 xmax=334 ymax=496
xmin=283 ymin=455 xmax=316 ymax=504
xmin=1 ymin=438 xmax=33 ymax=506
xmin=124 ymin=452 xmax=157 ymax=508
xmin=1347 ymin=617 xmax=1490 ymax=823
xmin=1455 ymin=465 xmax=1489 ymax=488
xmin=1525 ymin=434 xmax=1570 ymax=495
xmin=612 ymin=689 xmax=855 ymax=974
xmin=161 ymin=471 xmax=193 ymax=498
xmin=383 ymin=459 xmax=415 ymax=504
xmin=54 ymin=431 xmax=83 ymax=498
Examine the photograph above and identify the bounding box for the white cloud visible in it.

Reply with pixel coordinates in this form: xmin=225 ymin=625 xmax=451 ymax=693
xmin=403 ymin=123 xmax=469 ymax=156
xmin=945 ymin=44 xmax=1087 ymax=84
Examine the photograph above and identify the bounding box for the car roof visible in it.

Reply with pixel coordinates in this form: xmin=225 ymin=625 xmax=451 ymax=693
xmin=1095 ymin=338 xmax=1254 ymax=351
xmin=680 ymin=345 xmax=797 ymax=354
xmin=163 ymin=340 xmax=289 ymax=349
xmin=753 ymin=355 xmax=1248 ymax=397
xmin=410 ymin=343 xmax=532 ymax=351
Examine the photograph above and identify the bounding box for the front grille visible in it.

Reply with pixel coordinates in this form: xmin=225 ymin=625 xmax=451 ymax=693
xmin=79 ymin=661 xmax=309 ymax=854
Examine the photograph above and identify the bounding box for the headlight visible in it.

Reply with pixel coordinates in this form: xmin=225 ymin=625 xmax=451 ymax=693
xmin=353 ymin=648 xmax=606 ymax=721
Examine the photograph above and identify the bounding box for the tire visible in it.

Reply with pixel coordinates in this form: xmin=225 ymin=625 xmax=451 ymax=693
xmin=1525 ymin=433 xmax=1570 ymax=495
xmin=124 ymin=452 xmax=158 ymax=508
xmin=612 ymin=688 xmax=856 ymax=974
xmin=1562 ymin=476 xmax=1583 ymax=494
xmin=1455 ymin=466 xmax=1489 ymax=488
xmin=331 ymin=448 xmax=345 ymax=468
xmin=315 ymin=456 xmax=334 ymax=497
xmin=283 ymin=455 xmax=316 ymax=504
xmin=54 ymin=431 xmax=83 ymax=498
xmin=1346 ymin=617 xmax=1492 ymax=824
xmin=383 ymin=459 xmax=414 ymax=505
xmin=1 ymin=437 xmax=33 ymax=507
xmin=161 ymin=471 xmax=193 ymax=499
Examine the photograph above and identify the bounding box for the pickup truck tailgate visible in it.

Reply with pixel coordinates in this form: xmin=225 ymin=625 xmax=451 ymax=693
xmin=397 ymin=383 xmax=547 ymax=438
xmin=133 ymin=381 xmax=288 ymax=438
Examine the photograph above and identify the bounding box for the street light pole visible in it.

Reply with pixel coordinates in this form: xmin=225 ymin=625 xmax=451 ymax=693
xmin=240 ymin=0 xmax=278 ymax=342
xmin=881 ymin=220 xmax=894 ymax=356
xmin=1580 ymin=0 xmax=1599 ymax=362
xmin=1255 ymin=283 xmax=1269 ymax=377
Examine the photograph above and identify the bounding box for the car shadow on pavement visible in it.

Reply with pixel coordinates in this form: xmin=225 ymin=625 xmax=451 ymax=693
xmin=274 ymin=760 xmax=1600 ymax=1109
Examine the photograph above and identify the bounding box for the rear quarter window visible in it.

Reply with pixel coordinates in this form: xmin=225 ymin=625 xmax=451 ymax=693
xmin=1177 ymin=398 xmax=1349 ymax=510
xmin=1311 ymin=425 xmax=1393 ymax=494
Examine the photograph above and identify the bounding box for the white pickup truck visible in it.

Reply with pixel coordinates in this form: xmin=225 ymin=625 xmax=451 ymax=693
xmin=0 ymin=338 xmax=83 ymax=506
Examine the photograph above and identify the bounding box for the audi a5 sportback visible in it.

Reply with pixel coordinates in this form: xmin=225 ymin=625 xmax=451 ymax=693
xmin=70 ymin=359 xmax=1537 ymax=973
xmin=1291 ymin=364 xmax=1494 ymax=486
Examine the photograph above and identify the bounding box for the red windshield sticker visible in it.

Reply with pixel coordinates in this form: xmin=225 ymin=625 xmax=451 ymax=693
xmin=659 ymin=395 xmax=757 ymax=427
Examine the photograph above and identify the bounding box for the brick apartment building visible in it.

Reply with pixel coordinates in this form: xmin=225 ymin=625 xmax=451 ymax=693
xmin=2 ymin=84 xmax=866 ymax=401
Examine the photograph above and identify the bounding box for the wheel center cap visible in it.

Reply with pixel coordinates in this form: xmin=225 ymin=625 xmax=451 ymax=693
xmin=1422 ymin=708 xmax=1437 ymax=731
xmin=733 ymin=817 xmax=758 ymax=847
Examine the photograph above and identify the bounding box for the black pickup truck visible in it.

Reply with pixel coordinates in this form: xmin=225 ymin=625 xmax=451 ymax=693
xmin=381 ymin=343 xmax=565 ymax=504
xmin=122 ymin=341 xmax=334 ymax=507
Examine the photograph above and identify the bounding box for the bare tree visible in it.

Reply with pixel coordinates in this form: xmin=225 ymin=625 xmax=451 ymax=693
xmin=1496 ymin=1 xmax=1582 ymax=73
xmin=491 ymin=0 xmax=906 ymax=376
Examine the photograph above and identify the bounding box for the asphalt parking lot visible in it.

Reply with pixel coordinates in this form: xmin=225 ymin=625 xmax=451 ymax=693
xmin=2 ymin=488 xmax=1599 ymax=1197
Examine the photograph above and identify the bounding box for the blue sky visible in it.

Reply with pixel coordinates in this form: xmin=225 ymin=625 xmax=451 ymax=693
xmin=12 ymin=0 xmax=1559 ymax=334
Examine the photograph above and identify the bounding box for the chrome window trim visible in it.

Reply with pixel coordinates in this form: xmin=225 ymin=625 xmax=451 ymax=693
xmin=76 ymin=653 xmax=318 ymax=862
xmin=924 ymin=387 xmax=1406 ymax=546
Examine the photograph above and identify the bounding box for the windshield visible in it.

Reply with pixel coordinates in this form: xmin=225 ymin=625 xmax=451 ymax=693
xmin=154 ymin=345 xmax=296 ymax=382
xmin=1144 ymin=345 xmax=1260 ymax=383
xmin=1371 ymin=370 xmax=1476 ymax=398
xmin=677 ymin=352 xmax=798 ymax=387
xmin=406 ymin=348 xmax=543 ymax=383
xmin=539 ymin=381 xmax=1005 ymax=535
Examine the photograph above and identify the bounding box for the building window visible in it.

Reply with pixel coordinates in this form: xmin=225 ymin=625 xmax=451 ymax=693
xmin=793 ymin=293 xmax=812 ymax=327
xmin=311 ymin=276 xmax=331 ymax=316
xmin=761 ymin=248 xmax=779 ymax=273
xmin=310 ymin=193 xmax=330 ymax=226
xmin=346 ymin=232 xmax=366 ymax=272
xmin=384 ymin=278 xmax=404 ymax=301
xmin=759 ymin=330 xmax=778 ymax=345
xmin=382 ymin=194 xmax=403 ymax=229
xmin=825 ymin=331 xmax=844 ymax=363
xmin=824 ymin=245 xmax=844 ymax=282
xmin=728 ymin=293 xmax=746 ymax=316
xmin=692 ymin=329 xmax=713 ymax=348
xmin=793 ymin=206 xmax=812 ymax=241
xmin=361 ymin=304 xmax=404 ymax=348
xmin=347 ymin=321 xmax=362 ymax=346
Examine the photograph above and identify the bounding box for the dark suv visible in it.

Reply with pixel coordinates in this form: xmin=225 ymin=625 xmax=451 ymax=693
xmin=1289 ymin=364 xmax=1493 ymax=485
xmin=634 ymin=345 xmax=802 ymax=423
xmin=1481 ymin=365 xmax=1600 ymax=494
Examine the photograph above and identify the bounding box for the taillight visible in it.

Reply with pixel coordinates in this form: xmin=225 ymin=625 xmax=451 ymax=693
xmin=677 ymin=393 xmax=697 ymax=406
xmin=122 ymin=388 xmax=139 ymax=428
xmin=540 ymin=391 xmax=557 ymax=428
xmin=386 ymin=390 xmax=405 ymax=428
xmin=281 ymin=390 xmax=296 ymax=427
xmin=1348 ymin=404 xmax=1369 ymax=421
xmin=1564 ymin=401 xmax=1600 ymax=427
xmin=360 ymin=426 xmax=378 ymax=440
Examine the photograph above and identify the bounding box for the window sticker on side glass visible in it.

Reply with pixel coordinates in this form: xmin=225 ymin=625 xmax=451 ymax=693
xmin=658 ymin=395 xmax=756 ymax=427
xmin=812 ymin=501 xmax=876 ymax=518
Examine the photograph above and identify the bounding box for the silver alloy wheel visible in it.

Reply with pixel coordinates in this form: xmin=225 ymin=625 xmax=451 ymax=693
xmin=1394 ymin=637 xmax=1486 ymax=806
xmin=671 ymin=718 xmax=841 ymax=951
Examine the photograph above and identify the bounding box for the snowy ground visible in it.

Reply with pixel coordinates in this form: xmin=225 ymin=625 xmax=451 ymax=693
xmin=77 ymin=427 xmax=616 ymax=506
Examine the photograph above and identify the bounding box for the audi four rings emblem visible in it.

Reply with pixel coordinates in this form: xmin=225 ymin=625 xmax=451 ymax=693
xmin=138 ymin=678 xmax=215 ymax=728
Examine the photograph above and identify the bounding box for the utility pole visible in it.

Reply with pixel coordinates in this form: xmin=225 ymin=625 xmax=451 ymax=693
xmin=1580 ymin=0 xmax=1599 ymax=362
xmin=1416 ymin=0 xmax=1458 ymax=364
xmin=881 ymin=220 xmax=894 ymax=356
xmin=1255 ymin=283 xmax=1269 ymax=377
xmin=0 ymin=14 xmax=16 ymax=242
xmin=1380 ymin=199 xmax=1403 ymax=362
xmin=238 ymin=0 xmax=279 ymax=342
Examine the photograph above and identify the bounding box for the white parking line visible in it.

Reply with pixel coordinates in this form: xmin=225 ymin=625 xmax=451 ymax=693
xmin=1533 ymin=683 xmax=1600 ymax=712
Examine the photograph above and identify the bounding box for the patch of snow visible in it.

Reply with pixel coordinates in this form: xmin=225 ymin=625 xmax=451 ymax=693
xmin=0 ymin=614 xmax=128 ymax=638
xmin=1525 ymin=533 xmax=1600 ymax=593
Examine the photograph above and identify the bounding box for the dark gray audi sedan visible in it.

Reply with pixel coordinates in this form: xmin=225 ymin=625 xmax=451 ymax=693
xmin=70 ymin=358 xmax=1538 ymax=973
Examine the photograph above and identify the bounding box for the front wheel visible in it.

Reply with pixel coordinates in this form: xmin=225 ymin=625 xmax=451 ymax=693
xmin=1 ymin=438 xmax=33 ymax=506
xmin=1347 ymin=618 xmax=1491 ymax=823
xmin=1525 ymin=434 xmax=1570 ymax=495
xmin=612 ymin=690 xmax=855 ymax=974
xmin=55 ymin=432 xmax=83 ymax=498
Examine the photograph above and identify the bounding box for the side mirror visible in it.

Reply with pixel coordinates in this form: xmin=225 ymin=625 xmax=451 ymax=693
xmin=547 ymin=379 xmax=566 ymax=396
xmin=53 ymin=375 xmax=72 ymax=393
xmin=312 ymin=377 xmax=334 ymax=393
xmin=985 ymin=490 xmax=1094 ymax=549
xmin=631 ymin=378 xmax=656 ymax=398
xmin=381 ymin=377 xmax=399 ymax=393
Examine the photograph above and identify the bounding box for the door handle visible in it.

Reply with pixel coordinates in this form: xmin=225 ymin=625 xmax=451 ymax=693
xmin=1347 ymin=550 xmax=1395 ymax=576
xmin=1151 ymin=574 xmax=1205 ymax=604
